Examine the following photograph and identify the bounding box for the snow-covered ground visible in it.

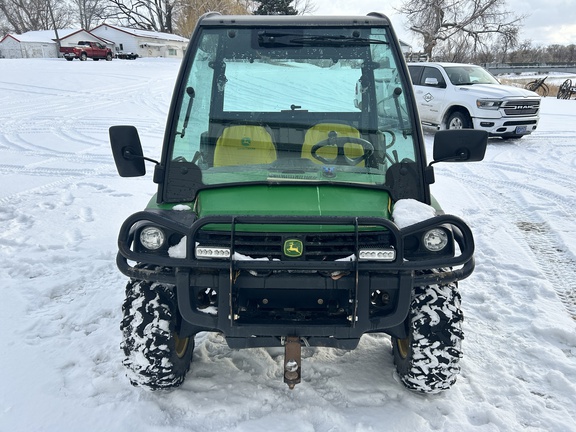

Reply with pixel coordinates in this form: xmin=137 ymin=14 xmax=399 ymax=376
xmin=1 ymin=58 xmax=575 ymax=431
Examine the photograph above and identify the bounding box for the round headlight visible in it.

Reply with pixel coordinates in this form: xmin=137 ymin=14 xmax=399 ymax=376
xmin=422 ymin=228 xmax=449 ymax=252
xmin=140 ymin=226 xmax=166 ymax=250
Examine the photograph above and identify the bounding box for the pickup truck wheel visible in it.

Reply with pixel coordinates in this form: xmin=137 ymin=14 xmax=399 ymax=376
xmin=65 ymin=57 xmax=73 ymax=61
xmin=120 ymin=279 xmax=195 ymax=390
xmin=392 ymin=278 xmax=464 ymax=393
xmin=80 ymin=53 xmax=87 ymax=61
xmin=446 ymin=111 xmax=471 ymax=130
xmin=106 ymin=53 xmax=113 ymax=61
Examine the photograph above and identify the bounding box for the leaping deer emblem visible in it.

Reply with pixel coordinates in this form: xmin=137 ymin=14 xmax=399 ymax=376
xmin=284 ymin=239 xmax=303 ymax=257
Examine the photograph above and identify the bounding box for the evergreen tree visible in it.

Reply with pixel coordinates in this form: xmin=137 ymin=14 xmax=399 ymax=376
xmin=254 ymin=0 xmax=297 ymax=15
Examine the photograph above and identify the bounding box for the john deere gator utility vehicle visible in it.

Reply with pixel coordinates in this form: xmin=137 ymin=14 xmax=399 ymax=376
xmin=110 ymin=12 xmax=487 ymax=393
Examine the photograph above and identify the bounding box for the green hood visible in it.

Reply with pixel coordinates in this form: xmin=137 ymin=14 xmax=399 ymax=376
xmin=196 ymin=184 xmax=391 ymax=219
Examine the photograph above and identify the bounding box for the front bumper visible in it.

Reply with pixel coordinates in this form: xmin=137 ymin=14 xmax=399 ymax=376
xmin=116 ymin=212 xmax=476 ymax=347
xmin=472 ymin=115 xmax=539 ymax=136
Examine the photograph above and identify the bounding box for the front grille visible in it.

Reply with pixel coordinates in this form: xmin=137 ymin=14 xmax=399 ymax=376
xmin=196 ymin=229 xmax=392 ymax=261
xmin=503 ymin=120 xmax=538 ymax=126
xmin=502 ymin=99 xmax=540 ymax=116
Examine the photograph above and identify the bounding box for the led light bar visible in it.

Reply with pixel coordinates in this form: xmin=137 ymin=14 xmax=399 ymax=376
xmin=195 ymin=245 xmax=231 ymax=259
xmin=358 ymin=248 xmax=396 ymax=261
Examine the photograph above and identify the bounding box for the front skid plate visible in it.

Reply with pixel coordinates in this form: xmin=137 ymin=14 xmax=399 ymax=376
xmin=175 ymin=268 xmax=414 ymax=346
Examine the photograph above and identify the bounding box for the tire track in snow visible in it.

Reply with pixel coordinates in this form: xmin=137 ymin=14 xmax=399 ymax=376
xmin=441 ymin=163 xmax=576 ymax=320
xmin=0 ymin=163 xmax=115 ymax=177
xmin=484 ymin=160 xmax=576 ymax=196
xmin=0 ymin=157 xmax=119 ymax=205
xmin=0 ymin=72 xmax=170 ymax=124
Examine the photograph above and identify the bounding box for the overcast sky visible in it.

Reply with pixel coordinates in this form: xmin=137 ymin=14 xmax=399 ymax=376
xmin=307 ymin=0 xmax=576 ymax=49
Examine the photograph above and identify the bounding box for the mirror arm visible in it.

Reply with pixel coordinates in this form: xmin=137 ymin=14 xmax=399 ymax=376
xmin=424 ymin=165 xmax=435 ymax=184
xmin=123 ymin=148 xmax=159 ymax=165
xmin=430 ymin=150 xmax=469 ymax=166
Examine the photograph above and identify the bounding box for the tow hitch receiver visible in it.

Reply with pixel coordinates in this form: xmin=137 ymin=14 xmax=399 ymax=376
xmin=284 ymin=336 xmax=302 ymax=389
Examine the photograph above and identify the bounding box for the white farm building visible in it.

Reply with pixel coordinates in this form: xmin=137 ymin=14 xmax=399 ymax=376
xmin=0 ymin=29 xmax=100 ymax=59
xmin=0 ymin=25 xmax=189 ymax=60
xmin=90 ymin=24 xmax=189 ymax=59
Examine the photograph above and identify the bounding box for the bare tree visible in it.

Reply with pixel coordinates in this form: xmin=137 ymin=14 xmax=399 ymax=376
xmin=107 ymin=0 xmax=182 ymax=33
xmin=501 ymin=39 xmax=561 ymax=64
xmin=0 ymin=0 xmax=72 ymax=32
xmin=174 ymin=0 xmax=249 ymax=37
xmin=173 ymin=0 xmax=316 ymax=36
xmin=70 ymin=0 xmax=109 ymax=29
xmin=293 ymin=0 xmax=316 ymax=15
xmin=1 ymin=15 xmax=10 ymax=34
xmin=398 ymin=0 xmax=524 ymax=61
xmin=505 ymin=39 xmax=535 ymax=63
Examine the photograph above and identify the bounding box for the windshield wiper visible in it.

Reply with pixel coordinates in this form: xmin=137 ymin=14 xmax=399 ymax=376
xmin=290 ymin=36 xmax=388 ymax=46
xmin=176 ymin=86 xmax=195 ymax=138
xmin=258 ymin=32 xmax=387 ymax=47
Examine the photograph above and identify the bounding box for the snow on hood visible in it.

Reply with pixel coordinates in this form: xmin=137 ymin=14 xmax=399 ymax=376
xmin=392 ymin=199 xmax=437 ymax=228
xmin=172 ymin=204 xmax=192 ymax=211
xmin=456 ymin=84 xmax=539 ymax=98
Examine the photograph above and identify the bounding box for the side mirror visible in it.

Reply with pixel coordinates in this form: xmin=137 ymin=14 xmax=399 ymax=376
xmin=432 ymin=129 xmax=488 ymax=163
xmin=423 ymin=77 xmax=446 ymax=88
xmin=110 ymin=125 xmax=146 ymax=177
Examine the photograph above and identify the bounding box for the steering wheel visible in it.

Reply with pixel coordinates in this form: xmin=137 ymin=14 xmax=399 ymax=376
xmin=310 ymin=133 xmax=374 ymax=166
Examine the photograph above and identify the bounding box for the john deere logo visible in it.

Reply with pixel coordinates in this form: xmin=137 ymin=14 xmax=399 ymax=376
xmin=241 ymin=137 xmax=251 ymax=147
xmin=283 ymin=239 xmax=303 ymax=257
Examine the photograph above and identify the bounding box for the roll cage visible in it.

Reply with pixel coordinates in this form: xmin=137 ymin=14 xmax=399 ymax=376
xmin=154 ymin=13 xmax=430 ymax=204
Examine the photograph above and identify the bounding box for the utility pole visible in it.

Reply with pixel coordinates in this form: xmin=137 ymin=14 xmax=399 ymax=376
xmin=47 ymin=0 xmax=61 ymax=57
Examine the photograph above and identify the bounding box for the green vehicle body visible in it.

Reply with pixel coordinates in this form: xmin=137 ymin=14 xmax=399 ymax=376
xmin=110 ymin=12 xmax=487 ymax=392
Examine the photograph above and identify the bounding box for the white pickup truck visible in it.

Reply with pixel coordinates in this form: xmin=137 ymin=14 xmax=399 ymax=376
xmin=408 ymin=62 xmax=540 ymax=139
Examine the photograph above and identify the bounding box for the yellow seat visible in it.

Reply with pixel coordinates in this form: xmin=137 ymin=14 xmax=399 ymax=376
xmin=213 ymin=125 xmax=276 ymax=167
xmin=301 ymin=123 xmax=365 ymax=166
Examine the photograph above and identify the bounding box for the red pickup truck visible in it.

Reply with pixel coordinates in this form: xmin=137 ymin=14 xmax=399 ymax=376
xmin=60 ymin=41 xmax=113 ymax=61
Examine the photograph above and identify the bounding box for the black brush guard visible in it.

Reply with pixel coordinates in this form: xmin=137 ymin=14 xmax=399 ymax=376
xmin=116 ymin=211 xmax=475 ymax=348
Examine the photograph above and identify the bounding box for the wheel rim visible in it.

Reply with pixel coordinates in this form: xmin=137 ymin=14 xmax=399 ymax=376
xmin=174 ymin=333 xmax=189 ymax=358
xmin=449 ymin=117 xmax=463 ymax=129
xmin=396 ymin=337 xmax=410 ymax=359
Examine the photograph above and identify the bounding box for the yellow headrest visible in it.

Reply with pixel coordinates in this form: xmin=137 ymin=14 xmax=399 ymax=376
xmin=213 ymin=125 xmax=276 ymax=167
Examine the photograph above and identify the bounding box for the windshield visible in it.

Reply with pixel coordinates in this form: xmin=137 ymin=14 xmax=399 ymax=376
xmin=165 ymin=25 xmax=421 ymax=201
xmin=444 ymin=65 xmax=500 ymax=85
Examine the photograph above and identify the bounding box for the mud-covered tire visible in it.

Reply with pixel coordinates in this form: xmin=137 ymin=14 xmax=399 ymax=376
xmin=120 ymin=280 xmax=194 ymax=390
xmin=392 ymin=279 xmax=464 ymax=393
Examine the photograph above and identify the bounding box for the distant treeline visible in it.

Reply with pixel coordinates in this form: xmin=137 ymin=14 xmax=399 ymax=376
xmin=431 ymin=42 xmax=576 ymax=65
xmin=502 ymin=44 xmax=576 ymax=64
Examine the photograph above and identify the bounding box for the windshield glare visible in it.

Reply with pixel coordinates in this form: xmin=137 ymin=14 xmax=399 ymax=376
xmin=444 ymin=65 xmax=500 ymax=85
xmin=168 ymin=26 xmax=419 ymax=194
